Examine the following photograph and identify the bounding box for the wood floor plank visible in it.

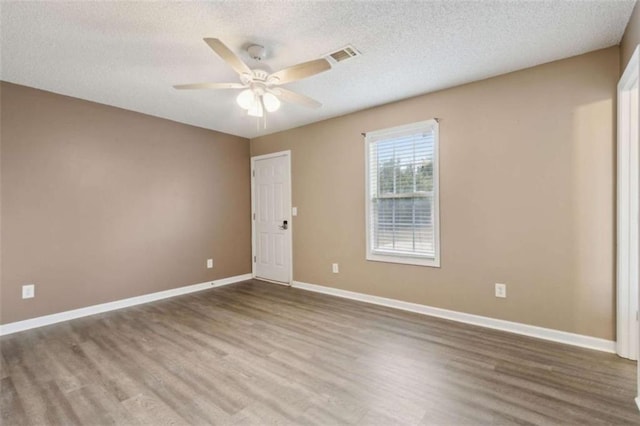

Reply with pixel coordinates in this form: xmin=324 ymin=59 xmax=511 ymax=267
xmin=1 ymin=279 xmax=639 ymax=425
xmin=65 ymin=384 xmax=134 ymax=426
xmin=1 ymin=377 xmax=27 ymax=426
xmin=121 ymin=393 xmax=188 ymax=426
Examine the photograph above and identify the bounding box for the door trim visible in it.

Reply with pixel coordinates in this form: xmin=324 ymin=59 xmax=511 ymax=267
xmin=250 ymin=150 xmax=293 ymax=285
xmin=617 ymin=44 xmax=640 ymax=361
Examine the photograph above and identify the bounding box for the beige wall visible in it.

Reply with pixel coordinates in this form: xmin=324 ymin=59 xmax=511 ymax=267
xmin=251 ymin=47 xmax=619 ymax=340
xmin=621 ymin=0 xmax=639 ymax=72
xmin=1 ymin=82 xmax=251 ymax=324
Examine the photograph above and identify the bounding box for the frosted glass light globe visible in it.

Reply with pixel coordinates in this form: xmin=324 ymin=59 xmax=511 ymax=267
xmin=262 ymin=93 xmax=281 ymax=112
xmin=236 ymin=89 xmax=255 ymax=110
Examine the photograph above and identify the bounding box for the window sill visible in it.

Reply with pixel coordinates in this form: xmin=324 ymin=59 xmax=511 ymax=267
xmin=366 ymin=252 xmax=440 ymax=268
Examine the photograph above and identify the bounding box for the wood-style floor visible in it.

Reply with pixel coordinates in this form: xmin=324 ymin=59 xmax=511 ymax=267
xmin=1 ymin=279 xmax=638 ymax=425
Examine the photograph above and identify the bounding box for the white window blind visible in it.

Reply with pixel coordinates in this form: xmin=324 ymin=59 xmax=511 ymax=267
xmin=365 ymin=119 xmax=440 ymax=267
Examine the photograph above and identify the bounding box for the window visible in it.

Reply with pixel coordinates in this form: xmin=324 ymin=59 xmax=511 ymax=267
xmin=365 ymin=119 xmax=440 ymax=267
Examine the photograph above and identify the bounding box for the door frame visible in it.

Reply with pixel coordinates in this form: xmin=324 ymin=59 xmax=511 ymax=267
xmin=617 ymin=44 xmax=640 ymax=363
xmin=250 ymin=150 xmax=293 ymax=286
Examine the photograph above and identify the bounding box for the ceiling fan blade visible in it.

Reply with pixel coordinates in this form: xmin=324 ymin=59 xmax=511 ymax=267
xmin=173 ymin=82 xmax=247 ymax=90
xmin=270 ymin=88 xmax=322 ymax=109
xmin=203 ymin=38 xmax=252 ymax=76
xmin=268 ymin=58 xmax=331 ymax=85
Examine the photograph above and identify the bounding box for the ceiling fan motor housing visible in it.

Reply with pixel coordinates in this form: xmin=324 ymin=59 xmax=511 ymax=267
xmin=248 ymin=44 xmax=266 ymax=61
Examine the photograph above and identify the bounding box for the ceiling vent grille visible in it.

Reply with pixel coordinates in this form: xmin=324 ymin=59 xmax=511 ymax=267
xmin=325 ymin=45 xmax=361 ymax=64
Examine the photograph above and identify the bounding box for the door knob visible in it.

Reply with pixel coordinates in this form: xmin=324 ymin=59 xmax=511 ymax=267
xmin=279 ymin=220 xmax=288 ymax=230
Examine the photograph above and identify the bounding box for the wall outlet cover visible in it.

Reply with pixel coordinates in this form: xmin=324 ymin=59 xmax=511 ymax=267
xmin=495 ymin=283 xmax=507 ymax=298
xmin=22 ymin=284 xmax=35 ymax=299
xmin=332 ymin=263 xmax=339 ymax=273
xmin=207 ymin=259 xmax=213 ymax=268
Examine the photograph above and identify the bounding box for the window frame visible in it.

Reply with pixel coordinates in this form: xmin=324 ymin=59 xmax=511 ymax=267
xmin=364 ymin=119 xmax=440 ymax=268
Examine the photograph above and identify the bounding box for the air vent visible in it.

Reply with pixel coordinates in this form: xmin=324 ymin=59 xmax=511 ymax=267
xmin=325 ymin=45 xmax=361 ymax=64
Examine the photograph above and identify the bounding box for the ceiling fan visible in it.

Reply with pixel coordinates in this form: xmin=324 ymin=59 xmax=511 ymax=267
xmin=174 ymin=38 xmax=331 ymax=118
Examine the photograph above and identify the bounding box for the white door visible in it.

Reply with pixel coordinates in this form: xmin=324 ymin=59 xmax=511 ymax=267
xmin=252 ymin=152 xmax=292 ymax=284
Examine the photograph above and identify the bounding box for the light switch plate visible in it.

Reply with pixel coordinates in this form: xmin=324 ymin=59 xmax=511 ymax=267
xmin=292 ymin=207 xmax=298 ymax=216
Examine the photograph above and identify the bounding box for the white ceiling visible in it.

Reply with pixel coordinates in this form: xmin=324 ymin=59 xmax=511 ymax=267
xmin=1 ymin=1 xmax=636 ymax=139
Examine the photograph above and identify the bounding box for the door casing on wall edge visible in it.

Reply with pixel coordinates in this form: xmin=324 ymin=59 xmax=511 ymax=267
xmin=617 ymin=44 xmax=640 ymax=362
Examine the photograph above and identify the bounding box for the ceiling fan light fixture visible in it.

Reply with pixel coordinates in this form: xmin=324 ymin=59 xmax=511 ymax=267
xmin=263 ymin=93 xmax=281 ymax=112
xmin=236 ymin=89 xmax=255 ymax=110
xmin=176 ymin=38 xmax=330 ymax=122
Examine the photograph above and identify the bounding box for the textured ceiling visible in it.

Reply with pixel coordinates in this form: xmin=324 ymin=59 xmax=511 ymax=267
xmin=0 ymin=1 xmax=636 ymax=139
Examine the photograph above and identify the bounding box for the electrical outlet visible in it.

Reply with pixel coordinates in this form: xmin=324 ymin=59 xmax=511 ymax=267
xmin=22 ymin=284 xmax=35 ymax=299
xmin=207 ymin=259 xmax=213 ymax=269
xmin=495 ymin=283 xmax=507 ymax=298
xmin=332 ymin=263 xmax=339 ymax=273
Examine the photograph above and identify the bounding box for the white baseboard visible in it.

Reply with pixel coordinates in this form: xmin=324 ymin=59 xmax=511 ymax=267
xmin=292 ymin=280 xmax=616 ymax=354
xmin=0 ymin=273 xmax=252 ymax=336
xmin=636 ymin=396 xmax=640 ymax=412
